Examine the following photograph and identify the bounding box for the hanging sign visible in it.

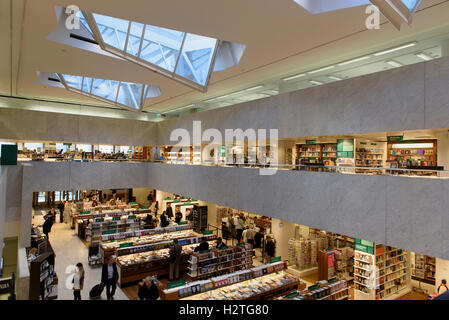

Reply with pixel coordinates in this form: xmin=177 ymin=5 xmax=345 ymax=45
xmin=387 ymin=136 xmax=403 ymax=142
xmin=270 ymin=256 xmax=282 ymax=263
xmin=306 ymin=140 xmax=316 ymax=145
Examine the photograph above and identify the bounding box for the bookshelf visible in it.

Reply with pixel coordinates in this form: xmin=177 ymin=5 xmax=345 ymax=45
xmin=29 ymin=243 xmax=58 ymax=300
xmin=296 ymin=142 xmax=337 ymax=171
xmin=386 ymin=140 xmax=437 ymax=176
xmin=355 ymin=141 xmax=385 ymax=174
xmin=187 ymin=244 xmax=253 ymax=280
xmin=354 ymin=241 xmax=411 ymax=300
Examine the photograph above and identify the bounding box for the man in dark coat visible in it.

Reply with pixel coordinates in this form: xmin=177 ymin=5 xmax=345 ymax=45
xmin=101 ymin=256 xmax=119 ymax=300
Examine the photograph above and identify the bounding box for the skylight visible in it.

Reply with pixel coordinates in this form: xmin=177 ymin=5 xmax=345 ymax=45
xmin=48 ymin=6 xmax=246 ymax=92
xmin=80 ymin=11 xmax=220 ymax=91
xmin=37 ymin=72 xmax=161 ymax=112
xmin=401 ymin=0 xmax=420 ymax=11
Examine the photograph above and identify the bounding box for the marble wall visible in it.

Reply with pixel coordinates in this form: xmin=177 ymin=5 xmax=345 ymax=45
xmin=1 ymin=57 xmax=449 ymax=147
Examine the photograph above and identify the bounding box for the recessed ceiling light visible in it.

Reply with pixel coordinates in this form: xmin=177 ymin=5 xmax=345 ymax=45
xmin=373 ymin=42 xmax=417 ymax=56
xmin=327 ymin=75 xmax=342 ymax=81
xmin=308 ymin=66 xmax=335 ymax=74
xmin=338 ymin=56 xmax=371 ymax=66
xmin=245 ymin=85 xmax=263 ymax=91
xmin=309 ymin=80 xmax=323 ymax=85
xmin=282 ymin=73 xmax=306 ymax=81
xmin=416 ymin=53 xmax=432 ymax=61
xmin=166 ymin=104 xmax=194 ymax=114
xmin=386 ymin=60 xmax=403 ymax=67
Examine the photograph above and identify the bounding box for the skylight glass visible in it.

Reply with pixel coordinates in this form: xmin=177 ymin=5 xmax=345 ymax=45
xmin=54 ymin=73 xmax=160 ymax=111
xmin=401 ymin=0 xmax=420 ymax=11
xmin=80 ymin=11 xmax=221 ymax=91
xmin=175 ymin=34 xmax=218 ymax=86
xmin=140 ymin=25 xmax=184 ymax=72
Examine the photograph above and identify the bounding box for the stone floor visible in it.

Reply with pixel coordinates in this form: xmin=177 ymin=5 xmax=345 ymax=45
xmin=34 ymin=213 xmax=129 ymax=300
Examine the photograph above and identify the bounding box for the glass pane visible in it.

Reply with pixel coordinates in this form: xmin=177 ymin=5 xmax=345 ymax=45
xmin=117 ymin=82 xmax=143 ymax=109
xmin=76 ymin=11 xmax=93 ymax=36
xmin=91 ymin=78 xmax=119 ymax=100
xmin=38 ymin=192 xmax=46 ymax=203
xmin=175 ymin=33 xmax=217 ymax=85
xmin=126 ymin=22 xmax=144 ymax=56
xmin=62 ymin=74 xmax=83 ymax=90
xmin=93 ymin=13 xmax=129 ymax=51
xmin=401 ymin=0 xmax=419 ymax=10
xmin=140 ymin=25 xmax=184 ymax=72
xmin=82 ymin=77 xmax=92 ymax=93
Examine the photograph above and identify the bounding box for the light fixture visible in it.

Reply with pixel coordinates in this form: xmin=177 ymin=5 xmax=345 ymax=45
xmin=327 ymin=75 xmax=342 ymax=81
xmin=386 ymin=60 xmax=403 ymax=67
xmin=245 ymin=85 xmax=263 ymax=91
xmin=308 ymin=66 xmax=335 ymax=74
xmin=392 ymin=143 xmax=433 ymax=149
xmin=373 ymin=42 xmax=417 ymax=56
xmin=337 ymin=56 xmax=371 ymax=66
xmin=282 ymin=73 xmax=306 ymax=81
xmin=309 ymin=80 xmax=323 ymax=86
xmin=416 ymin=53 xmax=432 ymax=61
xmin=166 ymin=104 xmax=194 ymax=114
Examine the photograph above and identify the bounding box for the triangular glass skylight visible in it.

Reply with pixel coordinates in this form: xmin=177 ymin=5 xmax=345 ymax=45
xmin=47 ymin=6 xmax=246 ymax=92
xmin=36 ymin=72 xmax=161 ymax=112
xmin=79 ymin=11 xmax=220 ymax=91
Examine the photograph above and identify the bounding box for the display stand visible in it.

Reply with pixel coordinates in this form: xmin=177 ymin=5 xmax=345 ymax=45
xmin=115 ymin=234 xmax=217 ymax=286
xmin=278 ymin=278 xmax=349 ymax=300
xmin=162 ymin=261 xmax=304 ymax=300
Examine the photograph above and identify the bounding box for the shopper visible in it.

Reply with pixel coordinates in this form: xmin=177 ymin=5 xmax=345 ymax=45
xmin=438 ymin=279 xmax=448 ymax=295
xmin=72 ymin=262 xmax=85 ymax=300
xmin=147 ymin=192 xmax=153 ymax=204
xmin=101 ymin=256 xmax=119 ymax=301
xmin=194 ymin=240 xmax=210 ymax=252
xmin=154 ymin=201 xmax=159 ymax=218
xmin=246 ymin=225 xmax=256 ymax=246
xmin=166 ymin=203 xmax=174 ymax=220
xmin=160 ymin=211 xmax=169 ymax=228
xmin=138 ymin=276 xmax=159 ymax=300
xmin=236 ymin=214 xmax=245 ymax=243
xmin=57 ymin=201 xmax=65 ymax=223
xmin=46 ymin=207 xmax=56 ymax=223
xmin=63 ymin=201 xmax=71 ymax=225
xmin=169 ymin=239 xmax=182 ymax=281
xmin=175 ymin=208 xmax=183 ymax=224
xmin=42 ymin=215 xmax=54 ymax=240
xmin=265 ymin=235 xmax=276 ymax=263
xmin=216 ymin=237 xmax=227 ymax=249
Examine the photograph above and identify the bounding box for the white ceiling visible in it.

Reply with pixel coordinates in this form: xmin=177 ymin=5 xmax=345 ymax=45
xmin=1 ymin=0 xmax=449 ymax=118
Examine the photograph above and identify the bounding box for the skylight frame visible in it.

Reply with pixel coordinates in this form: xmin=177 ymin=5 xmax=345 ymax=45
xmin=57 ymin=73 xmax=154 ymax=112
xmin=80 ymin=11 xmax=221 ymax=92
